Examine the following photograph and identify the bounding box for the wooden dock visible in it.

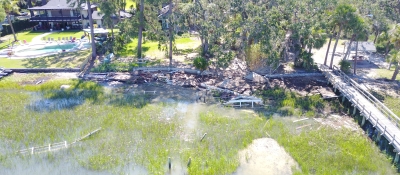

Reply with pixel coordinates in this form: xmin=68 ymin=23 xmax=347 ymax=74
xmin=319 ymin=64 xmax=400 ymax=161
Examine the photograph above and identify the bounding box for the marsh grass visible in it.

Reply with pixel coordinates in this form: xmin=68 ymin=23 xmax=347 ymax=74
xmin=266 ymin=120 xmax=396 ymax=175
xmin=257 ymin=87 xmax=326 ymax=117
xmin=0 ymin=78 xmax=397 ymax=174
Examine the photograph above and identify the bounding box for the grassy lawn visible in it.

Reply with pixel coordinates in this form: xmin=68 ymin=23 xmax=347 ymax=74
xmin=0 ymin=50 xmax=90 ymax=68
xmin=385 ymin=97 xmax=400 ymax=117
xmin=119 ymin=37 xmax=201 ymax=58
xmin=375 ymin=68 xmax=400 ymax=81
xmin=126 ymin=0 xmax=136 ymax=9
xmin=0 ymin=58 xmax=25 ymax=68
xmin=0 ymin=79 xmax=396 ymax=174
xmin=0 ymin=31 xmax=44 ymax=49
xmin=42 ymin=30 xmax=85 ymax=40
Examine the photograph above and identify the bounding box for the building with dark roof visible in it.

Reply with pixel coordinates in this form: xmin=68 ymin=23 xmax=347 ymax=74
xmin=28 ymin=0 xmax=131 ymax=31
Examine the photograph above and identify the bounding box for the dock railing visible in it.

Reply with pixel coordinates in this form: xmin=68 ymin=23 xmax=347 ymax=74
xmin=319 ymin=64 xmax=400 ymax=149
xmin=330 ymin=65 xmax=400 ymax=127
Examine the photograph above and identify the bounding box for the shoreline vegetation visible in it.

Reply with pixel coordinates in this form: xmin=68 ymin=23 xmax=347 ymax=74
xmin=0 ymin=75 xmax=397 ymax=174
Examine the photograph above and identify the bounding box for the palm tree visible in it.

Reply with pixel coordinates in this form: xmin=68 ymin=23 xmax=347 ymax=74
xmin=388 ymin=26 xmax=400 ymax=81
xmin=1 ymin=0 xmax=19 ymax=42
xmin=329 ymin=4 xmax=356 ymax=68
xmin=324 ymin=27 xmax=335 ymax=66
xmin=389 ymin=50 xmax=400 ymax=81
xmin=305 ymin=27 xmax=327 ymax=54
xmin=350 ymin=16 xmax=368 ymax=75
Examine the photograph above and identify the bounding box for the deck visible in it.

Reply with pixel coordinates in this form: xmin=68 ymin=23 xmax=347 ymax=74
xmin=319 ymin=64 xmax=400 ymax=160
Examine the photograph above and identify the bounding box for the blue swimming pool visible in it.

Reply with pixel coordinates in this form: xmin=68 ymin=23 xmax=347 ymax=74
xmin=14 ymin=44 xmax=78 ymax=57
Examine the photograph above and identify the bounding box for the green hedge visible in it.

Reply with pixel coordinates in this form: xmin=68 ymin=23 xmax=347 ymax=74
xmin=1 ymin=20 xmax=38 ymax=37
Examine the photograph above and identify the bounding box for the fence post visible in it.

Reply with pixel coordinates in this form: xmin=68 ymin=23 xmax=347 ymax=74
xmin=381 ymin=126 xmax=386 ymax=136
xmin=361 ymin=115 xmax=366 ymax=126
xmin=31 ymin=147 xmax=34 ymax=154
xmin=49 ymin=144 xmax=51 ymax=151
xmin=374 ymin=119 xmax=379 ymax=127
xmin=65 ymin=141 xmax=68 ymax=148
xmin=390 ymin=135 xmax=396 ymax=145
xmin=353 ymin=106 xmax=357 ymax=116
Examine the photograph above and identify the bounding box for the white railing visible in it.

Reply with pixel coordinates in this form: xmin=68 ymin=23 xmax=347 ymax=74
xmin=331 ymin=65 xmax=400 ymax=127
xmin=319 ymin=64 xmax=400 ymax=149
xmin=17 ymin=128 xmax=102 ymax=155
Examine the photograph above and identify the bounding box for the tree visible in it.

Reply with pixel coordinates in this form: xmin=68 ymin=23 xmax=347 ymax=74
xmin=68 ymin=0 xmax=96 ymax=61
xmin=86 ymin=0 xmax=97 ymax=60
xmin=137 ymin=0 xmax=144 ymax=59
xmin=351 ymin=16 xmax=369 ymax=75
xmin=168 ymin=0 xmax=173 ymax=68
xmin=0 ymin=4 xmax=5 ymax=22
xmin=389 ymin=50 xmax=400 ymax=81
xmin=389 ymin=26 xmax=400 ymax=80
xmin=1 ymin=0 xmax=19 ymax=42
xmin=98 ymin=0 xmax=117 ymax=40
xmin=329 ymin=4 xmax=356 ymax=68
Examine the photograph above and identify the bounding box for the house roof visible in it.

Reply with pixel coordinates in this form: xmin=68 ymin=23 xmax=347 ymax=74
xmin=28 ymin=0 xmax=77 ymax=10
xmin=28 ymin=0 xmax=97 ymax=10
xmin=80 ymin=3 xmax=98 ymax=10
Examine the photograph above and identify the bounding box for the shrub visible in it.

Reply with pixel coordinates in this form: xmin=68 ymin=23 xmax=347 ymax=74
xmin=1 ymin=20 xmax=38 ymax=37
xmin=339 ymin=60 xmax=351 ymax=74
xmin=193 ymin=56 xmax=208 ymax=73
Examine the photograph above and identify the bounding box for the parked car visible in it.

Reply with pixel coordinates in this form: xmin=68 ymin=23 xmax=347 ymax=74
xmin=19 ymin=12 xmax=28 ymax=16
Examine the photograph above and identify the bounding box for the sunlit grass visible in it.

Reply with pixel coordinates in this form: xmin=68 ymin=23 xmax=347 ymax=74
xmin=0 ymin=31 xmax=44 ymax=49
xmin=0 ymin=50 xmax=90 ymax=68
xmin=375 ymin=68 xmax=400 ymax=81
xmin=119 ymin=37 xmax=201 ymax=58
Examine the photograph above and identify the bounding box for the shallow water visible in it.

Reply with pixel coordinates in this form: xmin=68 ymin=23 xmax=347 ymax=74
xmin=0 ymin=91 xmax=296 ymax=175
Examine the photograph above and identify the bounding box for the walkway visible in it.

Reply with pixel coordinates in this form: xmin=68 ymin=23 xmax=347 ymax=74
xmin=30 ymin=32 xmax=53 ymax=44
xmin=319 ymin=64 xmax=400 ymax=160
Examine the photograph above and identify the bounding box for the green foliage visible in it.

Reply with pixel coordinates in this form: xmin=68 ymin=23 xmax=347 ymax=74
xmin=193 ymin=56 xmax=208 ymax=72
xmin=295 ymin=51 xmax=315 ymax=70
xmin=339 ymin=60 xmax=351 ymax=73
xmin=245 ymin=44 xmax=267 ymax=71
xmin=257 ymin=87 xmax=325 ymax=116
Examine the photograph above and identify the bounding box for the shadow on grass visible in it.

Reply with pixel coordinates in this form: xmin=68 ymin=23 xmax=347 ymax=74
xmin=118 ymin=45 xmax=150 ymax=57
xmin=175 ymin=48 xmax=197 ymax=55
xmin=108 ymin=94 xmax=154 ymax=108
xmin=21 ymin=50 xmax=90 ymax=68
xmin=27 ymin=79 xmax=104 ymax=112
